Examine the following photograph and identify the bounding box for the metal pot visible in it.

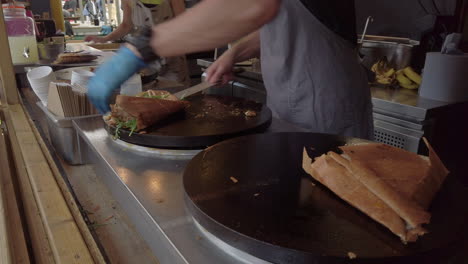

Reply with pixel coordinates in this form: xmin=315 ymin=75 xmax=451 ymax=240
xmin=359 ymin=35 xmax=419 ymax=70
xmin=37 ymin=43 xmax=65 ymax=63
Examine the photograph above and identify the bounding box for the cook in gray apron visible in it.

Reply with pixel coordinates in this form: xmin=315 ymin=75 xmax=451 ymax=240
xmin=261 ymin=0 xmax=373 ymax=139
xmin=130 ymin=0 xmax=190 ymax=86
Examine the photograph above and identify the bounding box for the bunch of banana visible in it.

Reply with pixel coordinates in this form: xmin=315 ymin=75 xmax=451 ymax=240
xmin=396 ymin=67 xmax=422 ymax=90
xmin=371 ymin=57 xmax=396 ymax=85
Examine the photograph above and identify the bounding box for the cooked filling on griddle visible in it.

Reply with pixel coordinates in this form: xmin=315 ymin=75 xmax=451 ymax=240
xmin=105 ymin=105 xmax=139 ymax=139
xmin=106 ymin=116 xmax=137 ymax=139
xmin=244 ymin=110 xmax=257 ymax=117
xmin=302 ymin=140 xmax=449 ymax=244
xmin=137 ymin=89 xmax=179 ymax=101
xmin=191 ymin=96 xmax=261 ymax=120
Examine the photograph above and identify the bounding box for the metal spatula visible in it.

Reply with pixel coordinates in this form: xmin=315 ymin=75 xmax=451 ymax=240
xmin=174 ymin=81 xmax=214 ymax=99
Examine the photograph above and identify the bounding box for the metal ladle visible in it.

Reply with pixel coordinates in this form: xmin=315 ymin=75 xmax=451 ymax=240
xmin=358 ymin=16 xmax=374 ymax=61
xmin=360 ymin=16 xmax=374 ymax=44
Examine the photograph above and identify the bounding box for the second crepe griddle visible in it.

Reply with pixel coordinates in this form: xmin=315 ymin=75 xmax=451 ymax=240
xmin=105 ymin=95 xmax=272 ymax=148
xmin=183 ymin=133 xmax=468 ymax=264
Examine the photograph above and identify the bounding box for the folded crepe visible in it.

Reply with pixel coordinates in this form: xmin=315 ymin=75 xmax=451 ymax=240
xmin=108 ymin=90 xmax=188 ymax=131
xmin=302 ymin=140 xmax=449 ymax=243
xmin=54 ymin=53 xmax=98 ymax=64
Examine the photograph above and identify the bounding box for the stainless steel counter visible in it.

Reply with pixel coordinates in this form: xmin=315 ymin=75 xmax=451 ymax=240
xmin=370 ymin=87 xmax=460 ymax=121
xmin=74 ymin=116 xmax=304 ymax=264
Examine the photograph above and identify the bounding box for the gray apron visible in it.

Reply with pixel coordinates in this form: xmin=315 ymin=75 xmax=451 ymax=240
xmin=130 ymin=0 xmax=190 ymax=86
xmin=260 ymin=0 xmax=373 ymax=139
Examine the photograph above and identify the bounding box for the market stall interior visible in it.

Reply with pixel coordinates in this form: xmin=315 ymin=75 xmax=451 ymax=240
xmin=1 ymin=0 xmax=468 ymax=263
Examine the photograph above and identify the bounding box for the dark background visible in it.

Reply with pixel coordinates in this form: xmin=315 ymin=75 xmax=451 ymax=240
xmin=355 ymin=0 xmax=458 ymax=40
xmin=21 ymin=0 xmax=468 ymax=52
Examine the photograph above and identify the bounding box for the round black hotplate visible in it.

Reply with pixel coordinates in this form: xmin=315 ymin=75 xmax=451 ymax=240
xmin=105 ymin=95 xmax=272 ymax=149
xmin=183 ymin=133 xmax=468 ymax=264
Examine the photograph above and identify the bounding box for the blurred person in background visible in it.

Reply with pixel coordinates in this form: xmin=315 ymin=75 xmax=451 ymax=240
xmin=85 ymin=0 xmax=189 ymax=86
xmin=63 ymin=0 xmax=78 ymax=16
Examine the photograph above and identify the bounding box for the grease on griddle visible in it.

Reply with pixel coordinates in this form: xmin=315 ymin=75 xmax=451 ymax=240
xmin=191 ymin=95 xmax=261 ymax=120
xmin=244 ymin=110 xmax=257 ymax=117
xmin=347 ymin=252 xmax=357 ymax=259
xmin=230 ymin=177 xmax=239 ymax=184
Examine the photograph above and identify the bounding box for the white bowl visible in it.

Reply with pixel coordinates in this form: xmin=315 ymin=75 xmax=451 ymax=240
xmin=35 ymin=91 xmax=48 ymax=104
xmin=31 ymin=83 xmax=52 ymax=94
xmin=120 ymin=74 xmax=142 ymax=96
xmin=27 ymin=66 xmax=54 ymax=80
xmin=71 ymin=69 xmax=95 ymax=88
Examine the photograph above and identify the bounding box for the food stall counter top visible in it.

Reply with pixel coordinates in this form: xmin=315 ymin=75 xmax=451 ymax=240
xmin=73 ymin=116 xmax=304 ymax=264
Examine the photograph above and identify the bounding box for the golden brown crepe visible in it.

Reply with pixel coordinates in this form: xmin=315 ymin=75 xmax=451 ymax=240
xmin=303 ymin=152 xmax=409 ymax=241
xmin=54 ymin=53 xmax=98 ymax=64
xmin=109 ymin=90 xmax=188 ymax=131
xmin=339 ymin=142 xmax=448 ymax=209
xmin=302 ymin=141 xmax=449 ymax=243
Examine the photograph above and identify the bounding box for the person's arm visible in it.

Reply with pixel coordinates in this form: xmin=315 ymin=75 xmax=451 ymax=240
xmin=205 ymin=31 xmax=260 ymax=84
xmin=87 ymin=0 xmax=280 ymax=112
xmin=228 ymin=31 xmax=261 ymax=63
xmin=151 ymin=0 xmax=280 ymax=57
xmin=85 ymin=0 xmax=133 ymax=43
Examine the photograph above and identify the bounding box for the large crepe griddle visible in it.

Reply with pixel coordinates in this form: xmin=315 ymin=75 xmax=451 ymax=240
xmin=104 ymin=95 xmax=272 ymax=149
xmin=183 ymin=133 xmax=468 ymax=264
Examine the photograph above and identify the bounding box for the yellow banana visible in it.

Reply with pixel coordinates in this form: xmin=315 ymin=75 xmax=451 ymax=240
xmin=376 ymin=76 xmax=392 ymax=85
xmin=384 ymin=68 xmax=396 ymax=78
xmin=396 ymin=72 xmax=413 ymax=86
xmin=400 ymin=82 xmax=419 ymax=90
xmin=377 ymin=79 xmax=392 ymax=85
xmin=371 ymin=57 xmax=392 ymax=76
xmin=403 ymin=67 xmax=422 ymax=85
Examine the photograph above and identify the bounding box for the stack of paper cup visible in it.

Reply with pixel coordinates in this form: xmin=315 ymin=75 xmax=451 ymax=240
xmin=71 ymin=69 xmax=95 ymax=90
xmin=27 ymin=66 xmax=56 ymax=105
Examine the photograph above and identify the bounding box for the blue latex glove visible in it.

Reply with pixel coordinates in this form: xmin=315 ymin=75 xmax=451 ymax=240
xmin=88 ymin=46 xmax=146 ymax=113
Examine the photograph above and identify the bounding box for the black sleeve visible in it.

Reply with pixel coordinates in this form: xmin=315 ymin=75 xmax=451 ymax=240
xmin=299 ymin=0 xmax=357 ymax=45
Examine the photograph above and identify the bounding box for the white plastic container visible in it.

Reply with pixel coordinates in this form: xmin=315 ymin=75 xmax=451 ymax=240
xmin=120 ymin=74 xmax=142 ymax=96
xmin=71 ymin=69 xmax=95 ymax=89
xmin=419 ymin=52 xmax=468 ymax=103
xmin=37 ymin=102 xmax=100 ymax=165
xmin=3 ymin=4 xmax=39 ymax=64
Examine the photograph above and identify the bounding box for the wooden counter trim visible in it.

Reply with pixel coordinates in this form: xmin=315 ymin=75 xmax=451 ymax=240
xmin=3 ymin=106 xmax=57 ymax=264
xmin=5 ymin=104 xmax=99 ymax=264
xmin=23 ymin=103 xmax=107 ymax=264
xmin=0 ymin=121 xmax=13 ymax=264
xmin=0 ymin=113 xmax=30 ymax=264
